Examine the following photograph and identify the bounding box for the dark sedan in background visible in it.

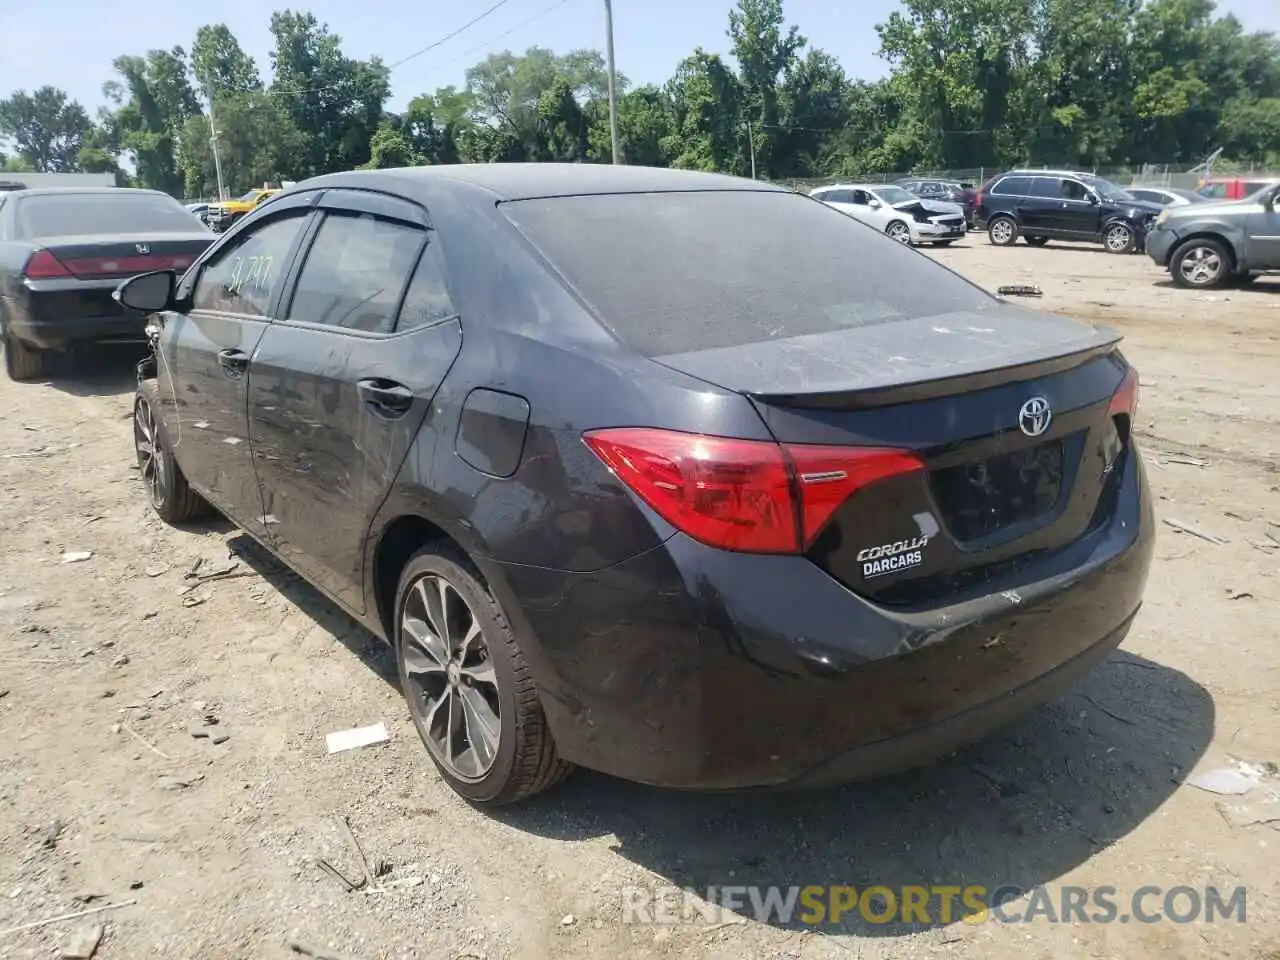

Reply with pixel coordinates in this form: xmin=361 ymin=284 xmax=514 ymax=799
xmin=0 ymin=187 xmax=214 ymax=380
xmin=119 ymin=164 xmax=1152 ymax=807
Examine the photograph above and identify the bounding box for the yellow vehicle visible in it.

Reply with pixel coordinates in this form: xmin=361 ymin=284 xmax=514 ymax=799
xmin=206 ymin=186 xmax=282 ymax=232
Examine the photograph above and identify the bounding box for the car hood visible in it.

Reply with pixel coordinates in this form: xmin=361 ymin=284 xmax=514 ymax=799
xmin=1115 ymin=198 xmax=1165 ymax=216
xmin=894 ymin=198 xmax=963 ymax=216
xmin=1167 ymin=197 xmax=1259 ymax=219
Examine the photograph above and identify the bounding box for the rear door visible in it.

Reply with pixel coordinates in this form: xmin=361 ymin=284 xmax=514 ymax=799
xmin=1020 ymin=177 xmax=1062 ymax=233
xmin=1245 ymin=184 xmax=1280 ymax=267
xmin=245 ymin=188 xmax=463 ymax=610
xmin=159 ymin=194 xmax=317 ymax=533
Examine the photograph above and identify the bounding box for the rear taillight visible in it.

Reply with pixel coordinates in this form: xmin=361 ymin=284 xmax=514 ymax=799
xmin=583 ymin=427 xmax=924 ymax=554
xmin=23 ymin=249 xmax=71 ymax=278
xmin=1108 ymin=366 xmax=1139 ymax=423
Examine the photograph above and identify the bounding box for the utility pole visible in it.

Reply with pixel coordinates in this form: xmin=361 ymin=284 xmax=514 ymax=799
xmin=204 ymin=80 xmax=227 ymax=201
xmin=744 ymin=121 xmax=756 ymax=179
xmin=603 ymin=0 xmax=621 ymax=164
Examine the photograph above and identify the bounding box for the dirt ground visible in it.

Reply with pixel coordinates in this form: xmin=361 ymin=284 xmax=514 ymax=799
xmin=1 ymin=239 xmax=1278 ymax=960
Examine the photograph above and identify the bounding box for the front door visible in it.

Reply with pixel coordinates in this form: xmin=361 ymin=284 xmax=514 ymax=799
xmin=159 ymin=198 xmax=316 ymax=534
xmin=246 ymin=189 xmax=463 ymax=610
xmin=1051 ymin=177 xmax=1102 ymax=237
xmin=1245 ymin=186 xmax=1280 ymax=268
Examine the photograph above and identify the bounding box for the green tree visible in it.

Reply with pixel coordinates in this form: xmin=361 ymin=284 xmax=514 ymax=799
xmin=0 ymin=86 xmax=94 ymax=172
xmin=192 ymin=24 xmax=263 ymax=99
xmin=663 ymin=51 xmax=744 ymax=173
xmin=108 ymin=48 xmax=201 ymax=195
xmin=728 ymin=0 xmax=806 ymax=178
xmin=268 ymin=10 xmax=390 ymax=177
xmin=178 ymin=91 xmax=303 ymax=197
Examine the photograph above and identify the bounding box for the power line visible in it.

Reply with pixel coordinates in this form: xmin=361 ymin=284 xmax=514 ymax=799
xmin=387 ymin=0 xmax=516 ymax=70
xmin=411 ymin=0 xmax=577 ymax=82
xmin=261 ymin=0 xmax=518 ymax=101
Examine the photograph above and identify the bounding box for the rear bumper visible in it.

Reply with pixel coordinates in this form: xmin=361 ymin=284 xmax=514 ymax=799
xmin=492 ymin=447 xmax=1154 ymax=790
xmin=5 ymin=279 xmax=149 ymax=349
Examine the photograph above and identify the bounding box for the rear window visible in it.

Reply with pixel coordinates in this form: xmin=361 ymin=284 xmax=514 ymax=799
xmin=15 ymin=192 xmax=201 ymax=238
xmin=501 ymin=190 xmax=992 ymax=357
xmin=992 ymin=176 xmax=1032 ymax=196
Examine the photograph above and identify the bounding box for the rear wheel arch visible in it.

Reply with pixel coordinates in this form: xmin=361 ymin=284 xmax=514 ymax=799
xmin=371 ymin=512 xmax=464 ymax=642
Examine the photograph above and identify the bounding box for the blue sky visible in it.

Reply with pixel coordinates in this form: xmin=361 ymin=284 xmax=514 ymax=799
xmin=0 ymin=0 xmax=1276 ymax=115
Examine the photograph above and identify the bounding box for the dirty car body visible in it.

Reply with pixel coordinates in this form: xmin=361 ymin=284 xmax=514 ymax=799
xmin=121 ymin=164 xmax=1153 ymax=804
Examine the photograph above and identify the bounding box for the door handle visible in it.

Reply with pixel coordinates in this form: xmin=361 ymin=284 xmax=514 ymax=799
xmin=217 ymin=348 xmax=249 ymax=374
xmin=356 ymin=378 xmax=414 ymax=417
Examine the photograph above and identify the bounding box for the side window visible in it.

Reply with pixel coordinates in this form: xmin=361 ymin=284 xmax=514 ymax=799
xmin=992 ymin=176 xmax=1030 ymax=196
xmin=1131 ymin=190 xmax=1163 ymax=205
xmin=824 ymin=189 xmax=850 ymax=203
xmin=851 ymin=190 xmax=871 ymax=205
xmin=920 ymin=183 xmax=941 ymax=196
xmin=1030 ymin=177 xmax=1060 ymax=198
xmin=396 ymin=240 xmax=458 ymax=332
xmin=192 ymin=212 xmax=307 ymax=316
xmin=1060 ymin=179 xmax=1089 ymax=201
xmin=286 ymin=211 xmax=425 ymax=334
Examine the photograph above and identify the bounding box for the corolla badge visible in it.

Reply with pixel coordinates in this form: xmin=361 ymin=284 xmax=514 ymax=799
xmin=1018 ymin=396 xmax=1052 ymax=438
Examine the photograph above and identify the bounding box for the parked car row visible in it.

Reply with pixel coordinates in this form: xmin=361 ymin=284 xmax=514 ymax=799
xmin=836 ymin=167 xmax=1279 ymax=290
xmin=1 ymin=165 xmax=1154 ymax=808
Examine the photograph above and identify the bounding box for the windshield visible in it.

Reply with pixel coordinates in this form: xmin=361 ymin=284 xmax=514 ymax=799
xmin=1084 ymin=177 xmax=1132 ymax=202
xmin=874 ymin=186 xmax=917 ymax=205
xmin=16 ymin=192 xmax=205 ymax=238
xmin=501 ymin=190 xmax=993 ymax=357
xmin=238 ymin=189 xmax=263 ymax=203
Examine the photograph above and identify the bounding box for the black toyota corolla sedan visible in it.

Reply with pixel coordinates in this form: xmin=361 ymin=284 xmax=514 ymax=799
xmin=116 ymin=164 xmax=1153 ymax=806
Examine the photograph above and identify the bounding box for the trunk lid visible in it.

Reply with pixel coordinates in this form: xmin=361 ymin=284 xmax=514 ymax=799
xmin=652 ymin=306 xmax=1133 ymax=607
xmin=37 ymin=232 xmax=214 ymax=280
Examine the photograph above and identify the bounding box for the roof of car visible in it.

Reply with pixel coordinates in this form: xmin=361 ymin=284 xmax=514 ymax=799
xmin=299 ymin=163 xmax=784 ymax=202
xmin=0 ymin=187 xmax=170 ymax=200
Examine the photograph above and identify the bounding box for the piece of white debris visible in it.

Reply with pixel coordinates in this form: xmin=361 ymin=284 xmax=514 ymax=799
xmin=61 ymin=922 xmax=104 ymax=959
xmin=325 ymin=722 xmax=390 ymax=754
xmin=60 ymin=551 xmax=93 ymax=564
xmin=561 ymin=914 xmax=576 ymax=926
xmin=1186 ymin=767 xmax=1262 ymax=796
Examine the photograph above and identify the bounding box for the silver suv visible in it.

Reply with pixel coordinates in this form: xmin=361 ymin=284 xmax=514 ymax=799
xmin=1145 ymin=183 xmax=1280 ymax=288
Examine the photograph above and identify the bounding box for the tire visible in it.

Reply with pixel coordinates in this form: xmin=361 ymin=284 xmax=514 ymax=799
xmin=395 ymin=545 xmax=572 ymax=805
xmin=1102 ymin=222 xmax=1136 ymax=254
xmin=1170 ymin=237 xmax=1231 ymax=289
xmin=885 ymin=220 xmax=912 ymax=244
xmin=1025 ymin=236 xmax=1050 ymax=247
xmin=988 ymin=216 xmax=1018 ymax=246
xmin=135 ymin=379 xmax=211 ymax=523
xmin=3 ymin=332 xmax=48 ymax=382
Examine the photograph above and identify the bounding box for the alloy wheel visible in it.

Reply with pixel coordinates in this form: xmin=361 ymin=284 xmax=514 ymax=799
xmin=989 ymin=219 xmax=1014 ymax=244
xmin=1105 ymin=224 xmax=1133 ymax=252
xmin=400 ymin=574 xmax=501 ymax=781
xmin=887 ymin=222 xmax=911 ymax=244
xmin=1178 ymin=245 xmax=1223 ymax=286
xmin=133 ymin=397 xmax=167 ymax=511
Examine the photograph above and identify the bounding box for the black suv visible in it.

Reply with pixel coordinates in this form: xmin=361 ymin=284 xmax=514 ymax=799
xmin=973 ymin=171 xmax=1164 ymax=254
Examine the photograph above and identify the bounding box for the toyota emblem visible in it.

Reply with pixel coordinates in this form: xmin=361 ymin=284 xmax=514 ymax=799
xmin=1018 ymin=397 xmax=1052 ymax=438
xmin=135 ymin=243 xmax=150 ymax=255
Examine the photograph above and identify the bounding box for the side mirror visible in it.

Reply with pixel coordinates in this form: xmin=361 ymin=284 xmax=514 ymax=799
xmin=1087 ymin=192 xmax=1100 ymax=205
xmin=868 ymin=199 xmax=882 ymax=209
xmin=114 ymin=270 xmax=177 ymax=313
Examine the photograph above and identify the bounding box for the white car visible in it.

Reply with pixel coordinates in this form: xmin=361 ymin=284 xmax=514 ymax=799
xmin=809 ymin=183 xmax=967 ymax=246
xmin=1124 ymin=185 xmax=1207 ymax=208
